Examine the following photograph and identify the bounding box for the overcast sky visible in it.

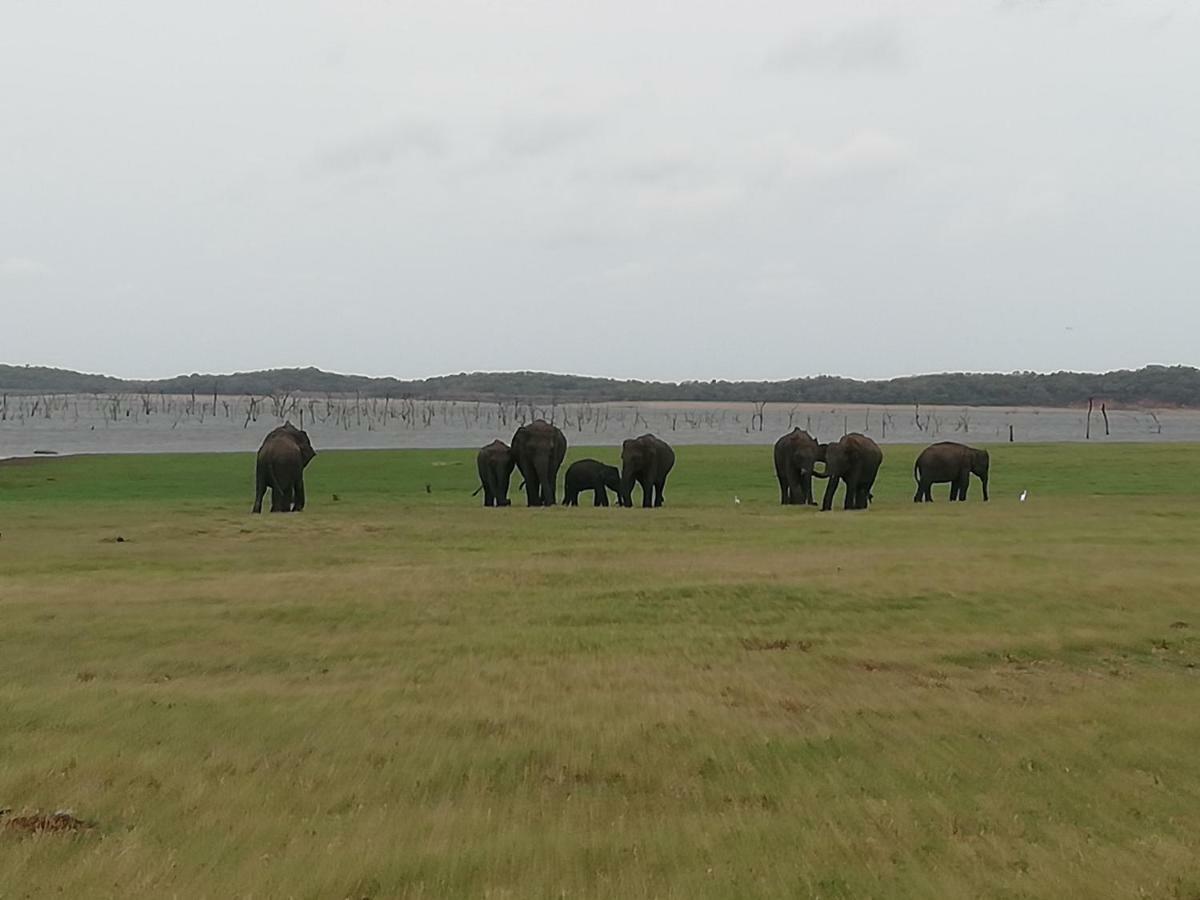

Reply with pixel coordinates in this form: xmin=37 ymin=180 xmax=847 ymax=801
xmin=1 ymin=1 xmax=1196 ymax=381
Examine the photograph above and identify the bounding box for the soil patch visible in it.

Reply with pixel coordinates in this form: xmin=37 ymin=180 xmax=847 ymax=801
xmin=2 ymin=810 xmax=94 ymax=835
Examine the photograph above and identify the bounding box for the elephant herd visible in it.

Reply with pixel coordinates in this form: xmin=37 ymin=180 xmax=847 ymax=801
xmin=249 ymin=421 xmax=990 ymax=514
xmin=772 ymin=428 xmax=990 ymax=510
xmin=473 ymin=420 xmax=675 ymax=509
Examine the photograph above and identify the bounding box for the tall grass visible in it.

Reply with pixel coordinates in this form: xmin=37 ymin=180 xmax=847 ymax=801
xmin=1 ymin=444 xmax=1199 ymax=897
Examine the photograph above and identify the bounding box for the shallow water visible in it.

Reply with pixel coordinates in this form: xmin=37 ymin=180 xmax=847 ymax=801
xmin=0 ymin=394 xmax=1195 ymax=458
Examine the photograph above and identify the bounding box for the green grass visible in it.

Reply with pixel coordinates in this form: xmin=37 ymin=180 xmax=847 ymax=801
xmin=2 ymin=443 xmax=1199 ymax=898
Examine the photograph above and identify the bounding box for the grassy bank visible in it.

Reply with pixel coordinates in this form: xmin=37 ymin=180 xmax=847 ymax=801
xmin=2 ymin=444 xmax=1199 ymax=897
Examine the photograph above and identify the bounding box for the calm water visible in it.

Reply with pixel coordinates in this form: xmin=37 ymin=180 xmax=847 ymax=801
xmin=0 ymin=394 xmax=1195 ymax=459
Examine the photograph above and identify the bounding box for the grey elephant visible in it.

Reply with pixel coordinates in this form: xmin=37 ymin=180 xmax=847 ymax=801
xmin=511 ymin=420 xmax=567 ymax=506
xmin=913 ymin=442 xmax=990 ymax=502
xmin=252 ymin=422 xmax=316 ymax=513
xmin=474 ymin=439 xmax=516 ymax=507
xmin=563 ymin=458 xmax=622 ymax=507
xmin=620 ymin=434 xmax=675 ymax=508
xmin=773 ymin=427 xmax=820 ymax=506
xmin=815 ymin=433 xmax=882 ymax=511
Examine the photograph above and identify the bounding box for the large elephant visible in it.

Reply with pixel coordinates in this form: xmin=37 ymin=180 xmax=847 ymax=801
xmin=563 ymin=458 xmax=622 ymax=507
xmin=475 ymin=439 xmax=515 ymax=507
xmin=511 ymin=420 xmax=567 ymax=507
xmin=815 ymin=433 xmax=882 ymax=511
xmin=252 ymin=422 xmax=316 ymax=513
xmin=620 ymin=433 xmax=675 ymax=508
xmin=773 ymin=428 xmax=820 ymax=506
xmin=913 ymin=442 xmax=990 ymax=502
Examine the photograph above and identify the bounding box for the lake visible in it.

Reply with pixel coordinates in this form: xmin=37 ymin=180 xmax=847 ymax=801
xmin=0 ymin=393 xmax=1195 ymax=459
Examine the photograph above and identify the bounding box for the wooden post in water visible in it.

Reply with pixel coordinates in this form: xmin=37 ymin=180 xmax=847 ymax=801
xmin=1086 ymin=397 xmax=1094 ymax=440
xmin=1101 ymin=403 xmax=1109 ymax=436
xmin=1009 ymin=424 xmax=1014 ymax=443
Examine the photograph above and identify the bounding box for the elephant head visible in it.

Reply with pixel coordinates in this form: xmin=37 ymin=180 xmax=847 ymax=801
xmin=601 ymin=464 xmax=622 ymax=501
xmin=618 ymin=439 xmax=648 ymax=508
xmin=815 ymin=433 xmax=882 ymax=511
xmin=619 ymin=434 xmax=675 ymax=508
xmin=970 ymin=448 xmax=990 ymax=501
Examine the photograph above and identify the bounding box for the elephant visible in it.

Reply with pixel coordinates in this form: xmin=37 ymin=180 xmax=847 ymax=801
xmin=252 ymin=422 xmax=316 ymax=513
xmin=815 ymin=433 xmax=882 ymax=511
xmin=773 ymin=427 xmax=820 ymax=506
xmin=510 ymin=419 xmax=567 ymax=507
xmin=619 ymin=433 xmax=675 ymax=508
xmin=563 ymin=458 xmax=622 ymax=507
xmin=475 ymin=439 xmax=515 ymax=507
xmin=913 ymin=442 xmax=990 ymax=502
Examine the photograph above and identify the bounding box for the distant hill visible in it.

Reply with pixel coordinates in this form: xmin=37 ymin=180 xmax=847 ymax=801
xmin=0 ymin=363 xmax=1197 ymax=407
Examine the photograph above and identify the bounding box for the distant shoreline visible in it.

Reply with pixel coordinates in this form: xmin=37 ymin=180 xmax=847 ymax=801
xmin=2 ymin=363 xmax=1197 ymax=409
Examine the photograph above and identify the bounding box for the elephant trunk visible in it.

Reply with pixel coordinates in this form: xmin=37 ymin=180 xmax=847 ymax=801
xmin=619 ymin=468 xmax=635 ymax=508
xmin=528 ymin=449 xmax=554 ymax=506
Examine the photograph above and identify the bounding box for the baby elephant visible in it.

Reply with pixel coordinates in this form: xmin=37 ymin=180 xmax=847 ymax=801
xmin=563 ymin=459 xmax=622 ymax=507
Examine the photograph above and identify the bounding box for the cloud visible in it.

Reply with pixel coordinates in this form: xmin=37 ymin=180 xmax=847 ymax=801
xmin=772 ymin=130 xmax=910 ymax=182
xmin=610 ymin=156 xmax=695 ymax=187
xmin=495 ymin=114 xmax=596 ymax=158
xmin=767 ymin=20 xmax=903 ymax=74
xmin=0 ymin=257 xmax=49 ymax=278
xmin=315 ymin=119 xmax=447 ymax=175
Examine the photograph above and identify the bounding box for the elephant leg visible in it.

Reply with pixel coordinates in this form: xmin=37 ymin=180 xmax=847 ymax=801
xmin=524 ymin=473 xmax=540 ymax=507
xmin=640 ymin=476 xmax=653 ymax=508
xmin=802 ymin=471 xmax=816 ymax=505
xmin=777 ymin=473 xmax=790 ymax=505
xmin=253 ymin=462 xmax=268 ymax=513
xmin=292 ymin=476 xmax=306 ymax=512
xmin=820 ymin=477 xmax=839 ymax=512
xmin=843 ymin=476 xmax=858 ymax=510
xmin=598 ymin=488 xmax=609 ymax=507
xmin=483 ymin=484 xmax=495 ymax=507
xmin=785 ymin=472 xmax=802 ymax=506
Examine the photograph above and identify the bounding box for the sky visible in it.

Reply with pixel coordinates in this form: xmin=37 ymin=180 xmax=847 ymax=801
xmin=1 ymin=0 xmax=1197 ymax=381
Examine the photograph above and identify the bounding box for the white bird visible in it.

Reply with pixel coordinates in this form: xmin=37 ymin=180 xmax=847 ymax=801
xmin=734 ymin=495 xmax=742 ymax=505
xmin=1019 ymin=490 xmax=1028 ymax=502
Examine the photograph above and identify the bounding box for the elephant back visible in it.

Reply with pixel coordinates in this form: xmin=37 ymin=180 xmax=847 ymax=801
xmin=842 ymin=432 xmax=883 ymax=465
xmin=623 ymin=433 xmax=674 ymax=471
xmin=259 ymin=422 xmax=316 ymax=465
xmin=512 ymin=419 xmax=566 ymax=449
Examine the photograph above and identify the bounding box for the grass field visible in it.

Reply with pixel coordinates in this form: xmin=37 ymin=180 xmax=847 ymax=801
xmin=2 ymin=443 xmax=1199 ymax=899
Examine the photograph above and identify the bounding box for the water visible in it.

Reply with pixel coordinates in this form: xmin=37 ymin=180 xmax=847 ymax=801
xmin=0 ymin=394 xmax=1195 ymax=459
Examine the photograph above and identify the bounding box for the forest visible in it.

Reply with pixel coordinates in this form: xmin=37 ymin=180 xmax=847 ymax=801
xmin=0 ymin=363 xmax=1196 ymax=407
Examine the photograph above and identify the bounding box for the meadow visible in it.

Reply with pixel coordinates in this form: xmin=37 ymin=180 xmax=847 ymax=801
xmin=1 ymin=443 xmax=1199 ymax=898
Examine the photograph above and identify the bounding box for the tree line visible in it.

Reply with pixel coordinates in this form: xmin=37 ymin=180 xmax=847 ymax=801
xmin=1 ymin=363 xmax=1196 ymax=407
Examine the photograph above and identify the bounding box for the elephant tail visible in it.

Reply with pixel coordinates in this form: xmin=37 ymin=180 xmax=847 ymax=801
xmin=471 ymin=484 xmax=483 ymax=496
xmin=913 ymin=459 xmax=920 ymax=485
